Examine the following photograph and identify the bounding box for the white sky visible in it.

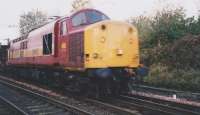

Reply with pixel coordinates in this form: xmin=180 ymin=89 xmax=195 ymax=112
xmin=0 ymin=0 xmax=199 ymax=44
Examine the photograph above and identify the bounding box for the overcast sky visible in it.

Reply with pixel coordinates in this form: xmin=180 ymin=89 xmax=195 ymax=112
xmin=0 ymin=0 xmax=199 ymax=44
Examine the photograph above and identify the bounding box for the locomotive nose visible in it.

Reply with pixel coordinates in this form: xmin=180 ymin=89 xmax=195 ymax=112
xmin=84 ymin=20 xmax=139 ymax=68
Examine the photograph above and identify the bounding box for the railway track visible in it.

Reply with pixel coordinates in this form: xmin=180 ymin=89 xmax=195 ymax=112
xmin=0 ymin=75 xmax=139 ymax=115
xmin=0 ymin=79 xmax=93 ymax=115
xmin=85 ymin=95 xmax=200 ymax=115
xmin=0 ymin=96 xmax=26 ymax=115
xmin=128 ymin=93 xmax=200 ymax=112
xmin=118 ymin=95 xmax=200 ymax=115
xmin=0 ymin=75 xmax=199 ymax=115
xmin=84 ymin=94 xmax=200 ymax=115
xmin=132 ymin=84 xmax=200 ymax=100
xmin=84 ymin=98 xmax=141 ymax=115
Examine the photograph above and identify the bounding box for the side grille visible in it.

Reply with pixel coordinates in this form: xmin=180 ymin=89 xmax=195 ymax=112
xmin=69 ymin=32 xmax=84 ymax=67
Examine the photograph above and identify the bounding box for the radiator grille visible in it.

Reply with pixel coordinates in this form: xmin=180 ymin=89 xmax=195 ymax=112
xmin=69 ymin=32 xmax=84 ymax=67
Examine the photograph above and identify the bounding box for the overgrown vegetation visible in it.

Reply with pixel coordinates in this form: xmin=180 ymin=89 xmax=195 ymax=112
xmin=129 ymin=7 xmax=200 ymax=92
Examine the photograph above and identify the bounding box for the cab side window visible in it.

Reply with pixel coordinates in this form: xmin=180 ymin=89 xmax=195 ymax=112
xmin=43 ymin=33 xmax=52 ymax=55
xmin=72 ymin=12 xmax=87 ymax=27
xmin=60 ymin=21 xmax=67 ymax=36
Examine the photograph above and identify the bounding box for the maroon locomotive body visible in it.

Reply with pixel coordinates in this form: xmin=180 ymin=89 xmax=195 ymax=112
xmin=8 ymin=9 xmax=109 ymax=70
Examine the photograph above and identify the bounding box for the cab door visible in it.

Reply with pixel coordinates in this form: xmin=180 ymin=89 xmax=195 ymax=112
xmin=58 ymin=20 xmax=69 ymax=65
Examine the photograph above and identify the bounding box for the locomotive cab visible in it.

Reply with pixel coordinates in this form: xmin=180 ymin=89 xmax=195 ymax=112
xmin=66 ymin=9 xmax=139 ymax=70
xmin=64 ymin=9 xmax=140 ymax=80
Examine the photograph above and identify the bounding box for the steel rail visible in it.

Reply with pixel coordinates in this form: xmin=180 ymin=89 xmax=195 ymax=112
xmin=0 ymin=95 xmax=28 ymax=115
xmin=0 ymin=79 xmax=94 ymax=115
xmin=132 ymin=84 xmax=200 ymax=99
xmin=119 ymin=95 xmax=200 ymax=115
xmin=85 ymin=98 xmax=141 ymax=115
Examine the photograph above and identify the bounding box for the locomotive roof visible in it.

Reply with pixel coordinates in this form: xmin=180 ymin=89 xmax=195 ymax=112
xmin=11 ymin=8 xmax=106 ymax=43
xmin=11 ymin=19 xmax=61 ymax=44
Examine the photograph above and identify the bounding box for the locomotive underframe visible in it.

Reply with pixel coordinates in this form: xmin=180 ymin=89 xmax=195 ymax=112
xmin=2 ymin=65 xmax=136 ymax=97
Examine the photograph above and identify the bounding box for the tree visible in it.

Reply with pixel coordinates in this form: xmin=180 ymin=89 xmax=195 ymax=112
xmin=19 ymin=10 xmax=48 ymax=35
xmin=150 ymin=7 xmax=186 ymax=47
xmin=185 ymin=16 xmax=200 ymax=35
xmin=71 ymin=0 xmax=92 ymax=12
xmin=129 ymin=16 xmax=153 ymax=48
xmin=130 ymin=7 xmax=187 ymax=48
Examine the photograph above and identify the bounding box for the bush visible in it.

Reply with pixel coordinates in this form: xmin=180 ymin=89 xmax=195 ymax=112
xmin=165 ymin=35 xmax=200 ymax=69
xmin=143 ymin=35 xmax=200 ymax=91
xmin=129 ymin=7 xmax=200 ymax=91
xmin=144 ymin=64 xmax=200 ymax=92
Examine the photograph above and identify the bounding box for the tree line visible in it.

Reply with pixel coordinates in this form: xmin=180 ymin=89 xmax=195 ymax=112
xmin=129 ymin=7 xmax=200 ymax=91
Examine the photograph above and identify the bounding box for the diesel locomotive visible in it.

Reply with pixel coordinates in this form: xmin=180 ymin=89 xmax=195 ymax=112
xmin=5 ymin=9 xmax=140 ymax=96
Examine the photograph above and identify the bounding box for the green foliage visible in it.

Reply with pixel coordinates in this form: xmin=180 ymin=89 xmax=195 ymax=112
xmin=142 ymin=35 xmax=200 ymax=91
xmin=150 ymin=8 xmax=186 ymax=46
xmin=185 ymin=16 xmax=200 ymax=35
xmin=130 ymin=8 xmax=200 ymax=48
xmin=129 ymin=7 xmax=200 ymax=91
xmin=144 ymin=64 xmax=200 ymax=91
xmin=164 ymin=35 xmax=200 ymax=69
xmin=130 ymin=16 xmax=153 ymax=47
xmin=145 ymin=35 xmax=200 ymax=69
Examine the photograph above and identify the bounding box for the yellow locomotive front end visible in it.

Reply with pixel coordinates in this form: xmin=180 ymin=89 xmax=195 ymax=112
xmin=84 ymin=20 xmax=139 ymax=69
